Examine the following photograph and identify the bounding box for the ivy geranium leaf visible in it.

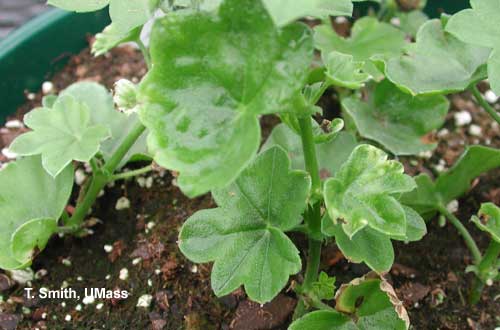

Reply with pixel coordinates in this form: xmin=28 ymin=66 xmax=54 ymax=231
xmin=138 ymin=0 xmax=313 ymax=197
xmin=315 ymin=17 xmax=406 ymax=81
xmin=396 ymin=10 xmax=429 ymax=38
xmin=446 ymin=0 xmax=500 ymax=95
xmin=324 ymin=145 xmax=416 ymax=238
xmin=60 ymin=82 xmax=150 ymax=168
xmin=324 ymin=51 xmax=370 ymax=89
xmin=47 ymin=0 xmax=110 ymax=12
xmin=290 ymin=275 xmax=409 ymax=330
xmin=384 ymin=19 xmax=490 ymax=95
xmin=10 ymin=95 xmax=110 ymax=177
xmin=472 ymin=203 xmax=500 ymax=243
xmin=402 ymin=146 xmax=500 ymax=215
xmin=263 ymin=123 xmax=358 ymax=180
xmin=0 ymin=156 xmax=73 ymax=270
xmin=109 ymin=0 xmax=159 ymax=35
xmin=92 ymin=24 xmax=142 ymax=56
xmin=342 ymin=80 xmax=449 ymax=155
xmin=311 ymin=272 xmax=336 ymax=301
xmin=261 ymin=0 xmax=354 ymax=27
xmin=179 ymin=146 xmax=310 ymax=303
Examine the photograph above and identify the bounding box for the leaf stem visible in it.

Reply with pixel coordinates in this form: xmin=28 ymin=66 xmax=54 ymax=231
xmin=110 ymin=165 xmax=153 ymax=181
xmin=470 ymin=85 xmax=500 ymax=125
xmin=65 ymin=122 xmax=146 ymax=229
xmin=470 ymin=240 xmax=500 ymax=304
xmin=297 ymin=116 xmax=323 ymax=295
xmin=137 ymin=38 xmax=152 ymax=70
xmin=89 ymin=158 xmax=100 ymax=173
xmin=438 ymin=205 xmax=482 ymax=264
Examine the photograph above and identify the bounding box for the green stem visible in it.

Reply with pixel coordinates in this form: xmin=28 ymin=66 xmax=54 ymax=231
xmin=137 ymin=38 xmax=152 ymax=70
xmin=65 ymin=122 xmax=146 ymax=229
xmin=470 ymin=240 xmax=500 ymax=304
xmin=110 ymin=165 xmax=153 ymax=181
xmin=438 ymin=205 xmax=482 ymax=264
xmin=298 ymin=117 xmax=323 ymax=292
xmin=470 ymin=85 xmax=500 ymax=125
xmin=89 ymin=158 xmax=100 ymax=173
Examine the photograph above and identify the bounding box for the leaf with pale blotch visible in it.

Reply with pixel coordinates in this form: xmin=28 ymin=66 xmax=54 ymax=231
xmin=262 ymin=123 xmax=357 ymax=180
xmin=290 ymin=275 xmax=409 ymax=330
xmin=10 ymin=95 xmax=110 ymax=177
xmin=472 ymin=203 xmax=500 ymax=243
xmin=385 ymin=19 xmax=490 ymax=95
xmin=446 ymin=0 xmax=500 ymax=95
xmin=0 ymin=156 xmax=73 ymax=270
xmin=179 ymin=147 xmax=310 ymax=303
xmin=315 ymin=17 xmax=406 ymax=81
xmin=139 ymin=0 xmax=313 ymax=197
xmin=324 ymin=145 xmax=416 ymax=238
xmin=60 ymin=82 xmax=149 ymax=168
xmin=342 ymin=80 xmax=449 ymax=155
xmin=324 ymin=51 xmax=370 ymax=89
xmin=262 ymin=0 xmax=354 ymax=27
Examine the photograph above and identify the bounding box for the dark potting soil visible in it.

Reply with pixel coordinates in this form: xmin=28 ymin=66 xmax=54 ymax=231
xmin=0 ymin=36 xmax=499 ymax=330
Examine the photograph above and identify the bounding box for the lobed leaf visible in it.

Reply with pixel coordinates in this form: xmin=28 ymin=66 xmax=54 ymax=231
xmin=138 ymin=0 xmax=313 ymax=197
xmin=471 ymin=203 xmax=500 ymax=243
xmin=60 ymin=82 xmax=150 ymax=168
xmin=324 ymin=144 xmax=416 ymax=238
xmin=324 ymin=51 xmax=370 ymax=89
xmin=0 ymin=156 xmax=73 ymax=270
xmin=315 ymin=17 xmax=406 ymax=81
xmin=342 ymin=80 xmax=449 ymax=155
xmin=385 ymin=19 xmax=490 ymax=95
xmin=10 ymin=95 xmax=110 ymax=177
xmin=179 ymin=146 xmax=311 ymax=303
xmin=446 ymin=0 xmax=500 ymax=95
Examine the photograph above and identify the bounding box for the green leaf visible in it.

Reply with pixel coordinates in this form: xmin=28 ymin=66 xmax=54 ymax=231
xmin=324 ymin=51 xmax=370 ymax=89
xmin=311 ymin=272 xmax=336 ymax=301
xmin=396 ymin=10 xmax=429 ymax=38
xmin=263 ymin=123 xmax=358 ymax=179
xmin=289 ymin=310 xmax=356 ymax=330
xmin=324 ymin=145 xmax=416 ymax=238
xmin=315 ymin=17 xmax=406 ymax=81
xmin=92 ymin=24 xmax=142 ymax=56
xmin=290 ymin=275 xmax=409 ymax=330
xmin=179 ymin=147 xmax=310 ymax=303
xmin=323 ymin=216 xmax=394 ymax=273
xmin=59 ymin=82 xmax=149 ymax=167
xmin=342 ymin=80 xmax=449 ymax=155
xmin=48 ymin=0 xmax=110 ymax=12
xmin=109 ymin=0 xmax=159 ymax=35
xmin=10 ymin=95 xmax=110 ymax=177
xmin=401 ymin=146 xmax=500 ymax=214
xmin=262 ymin=0 xmax=354 ymax=27
xmin=138 ymin=0 xmax=313 ymax=197
xmin=0 ymin=156 xmax=73 ymax=270
xmin=445 ymin=0 xmax=500 ymax=95
xmin=472 ymin=203 xmax=500 ymax=243
xmin=385 ymin=19 xmax=490 ymax=95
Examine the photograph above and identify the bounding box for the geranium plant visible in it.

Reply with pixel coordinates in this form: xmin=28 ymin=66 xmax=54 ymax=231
xmin=1 ymin=0 xmax=499 ymax=328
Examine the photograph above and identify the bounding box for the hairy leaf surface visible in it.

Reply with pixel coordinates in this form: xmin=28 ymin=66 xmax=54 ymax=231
xmin=385 ymin=19 xmax=490 ymax=95
xmin=179 ymin=147 xmax=310 ymax=303
xmin=324 ymin=145 xmax=416 ymax=238
xmin=315 ymin=17 xmax=406 ymax=80
xmin=472 ymin=203 xmax=500 ymax=243
xmin=324 ymin=51 xmax=370 ymax=89
xmin=10 ymin=95 xmax=110 ymax=177
xmin=446 ymin=0 xmax=500 ymax=95
xmin=0 ymin=157 xmax=73 ymax=270
xmin=342 ymin=80 xmax=449 ymax=155
xmin=139 ymin=0 xmax=313 ymax=197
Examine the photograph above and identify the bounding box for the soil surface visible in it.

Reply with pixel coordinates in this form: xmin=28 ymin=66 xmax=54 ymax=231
xmin=0 ymin=37 xmax=499 ymax=330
